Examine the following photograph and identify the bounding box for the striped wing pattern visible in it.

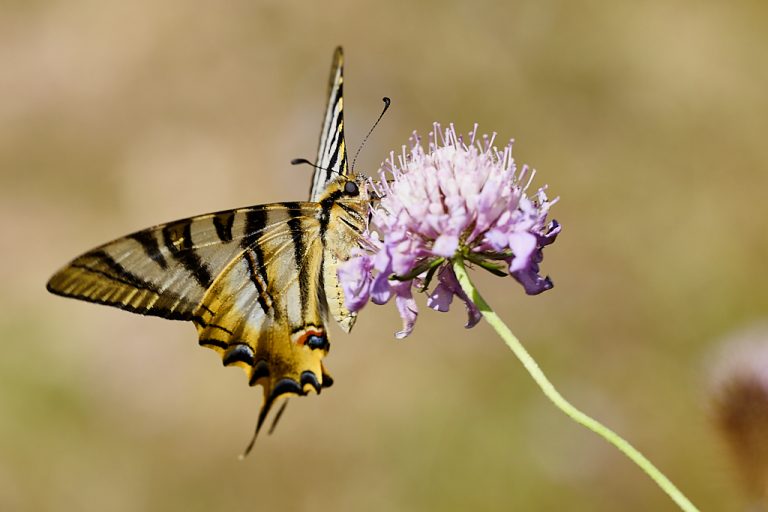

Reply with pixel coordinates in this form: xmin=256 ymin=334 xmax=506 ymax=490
xmin=309 ymin=46 xmax=348 ymax=202
xmin=48 ymin=178 xmax=368 ymax=441
xmin=47 ymin=205 xmax=303 ymax=324
xmin=47 ymin=47 xmax=367 ymax=449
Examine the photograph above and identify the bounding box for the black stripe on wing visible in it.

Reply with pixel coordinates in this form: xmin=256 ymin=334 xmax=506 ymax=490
xmin=129 ymin=231 xmax=168 ymax=269
xmin=284 ymin=202 xmax=311 ymax=318
xmin=161 ymin=219 xmax=214 ymax=289
xmin=310 ymin=47 xmax=348 ymax=202
xmin=213 ymin=211 xmax=235 ymax=242
xmin=323 ymin=81 xmax=344 ymax=175
xmin=243 ymin=247 xmax=273 ymax=314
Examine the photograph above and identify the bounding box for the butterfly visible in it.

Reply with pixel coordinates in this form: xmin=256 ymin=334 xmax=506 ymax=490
xmin=47 ymin=47 xmax=371 ymax=454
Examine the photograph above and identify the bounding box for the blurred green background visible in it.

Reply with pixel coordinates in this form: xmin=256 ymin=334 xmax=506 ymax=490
xmin=2 ymin=1 xmax=767 ymax=510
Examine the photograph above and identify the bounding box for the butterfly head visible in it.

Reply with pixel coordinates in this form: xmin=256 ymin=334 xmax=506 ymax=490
xmin=319 ymin=172 xmax=371 ymax=204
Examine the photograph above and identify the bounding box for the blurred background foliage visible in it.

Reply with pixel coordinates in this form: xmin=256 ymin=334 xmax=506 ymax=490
xmin=2 ymin=0 xmax=767 ymax=510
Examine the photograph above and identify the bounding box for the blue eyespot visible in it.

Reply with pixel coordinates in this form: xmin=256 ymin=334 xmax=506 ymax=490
xmin=306 ymin=334 xmax=328 ymax=351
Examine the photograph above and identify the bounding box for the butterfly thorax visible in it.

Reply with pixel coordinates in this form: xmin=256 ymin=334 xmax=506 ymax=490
xmin=316 ymin=173 xmax=370 ymax=249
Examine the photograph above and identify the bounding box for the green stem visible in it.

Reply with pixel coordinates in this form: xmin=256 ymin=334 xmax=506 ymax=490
xmin=452 ymin=259 xmax=699 ymax=512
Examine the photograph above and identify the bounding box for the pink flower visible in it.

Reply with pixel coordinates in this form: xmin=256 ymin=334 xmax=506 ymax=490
xmin=339 ymin=123 xmax=560 ymax=337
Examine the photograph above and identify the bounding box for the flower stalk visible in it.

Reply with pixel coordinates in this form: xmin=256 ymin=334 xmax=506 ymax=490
xmin=452 ymin=258 xmax=699 ymax=512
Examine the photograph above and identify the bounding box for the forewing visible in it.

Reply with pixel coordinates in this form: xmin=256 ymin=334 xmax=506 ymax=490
xmin=46 ymin=204 xmax=307 ymax=322
xmin=310 ymin=46 xmax=348 ymax=202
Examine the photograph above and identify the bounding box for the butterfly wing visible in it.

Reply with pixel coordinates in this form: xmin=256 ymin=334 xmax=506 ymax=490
xmin=310 ymin=46 xmax=348 ymax=202
xmin=48 ymin=203 xmax=334 ymax=433
xmin=47 ymin=205 xmax=293 ymax=322
xmin=47 ymin=47 xmax=368 ymax=449
xmin=320 ymin=194 xmax=368 ymax=333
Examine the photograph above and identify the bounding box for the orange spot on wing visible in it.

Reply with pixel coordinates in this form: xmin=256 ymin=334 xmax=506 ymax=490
xmin=294 ymin=329 xmax=325 ymax=346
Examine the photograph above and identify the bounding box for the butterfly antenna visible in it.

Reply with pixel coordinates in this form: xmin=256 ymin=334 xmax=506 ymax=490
xmin=351 ymin=97 xmax=391 ymax=171
xmin=290 ymin=158 xmax=343 ymax=177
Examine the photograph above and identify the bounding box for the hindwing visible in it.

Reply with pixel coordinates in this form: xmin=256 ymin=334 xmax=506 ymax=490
xmin=47 ymin=203 xmax=335 ymax=428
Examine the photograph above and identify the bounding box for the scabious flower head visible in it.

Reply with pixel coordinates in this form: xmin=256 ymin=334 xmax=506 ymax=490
xmin=338 ymin=123 xmax=560 ymax=338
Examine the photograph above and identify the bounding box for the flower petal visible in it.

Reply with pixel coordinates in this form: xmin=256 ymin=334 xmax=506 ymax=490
xmin=432 ymin=234 xmax=459 ymax=257
xmin=338 ymin=255 xmax=373 ymax=312
xmin=484 ymin=228 xmax=508 ymax=251
xmin=429 ymin=266 xmax=482 ymax=328
xmin=427 ymin=281 xmax=453 ymax=312
xmin=512 ymin=268 xmax=554 ymax=295
xmin=443 ymin=268 xmax=482 ymax=328
xmin=371 ymin=273 xmax=393 ymax=305
xmin=540 ymin=220 xmax=561 ymax=246
xmin=508 ymin=232 xmax=537 ymax=272
xmin=394 ymin=288 xmax=418 ymax=339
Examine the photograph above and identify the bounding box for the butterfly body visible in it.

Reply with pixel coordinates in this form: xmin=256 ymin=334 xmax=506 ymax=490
xmin=47 ymin=47 xmax=367 ymax=441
